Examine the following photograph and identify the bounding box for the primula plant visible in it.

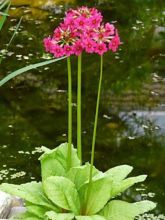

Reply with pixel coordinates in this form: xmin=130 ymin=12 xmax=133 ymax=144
xmin=0 ymin=6 xmax=156 ymax=220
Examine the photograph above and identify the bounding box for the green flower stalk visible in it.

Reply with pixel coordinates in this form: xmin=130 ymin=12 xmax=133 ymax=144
xmin=67 ymin=57 xmax=72 ymax=169
xmin=89 ymin=55 xmax=103 ymax=183
xmin=77 ymin=54 xmax=82 ymax=164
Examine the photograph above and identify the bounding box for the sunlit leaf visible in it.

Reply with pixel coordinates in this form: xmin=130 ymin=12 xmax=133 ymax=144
xmin=0 ymin=182 xmax=58 ymax=211
xmin=111 ymin=175 xmax=147 ymax=198
xmin=104 ymin=165 xmax=133 ymax=181
xmin=99 ymin=200 xmax=156 ymax=220
xmin=43 ymin=176 xmax=80 ymax=215
xmin=75 ymin=215 xmax=106 ymax=220
xmin=79 ymin=176 xmax=113 ymax=215
xmin=66 ymin=163 xmax=100 ymax=190
xmin=26 ymin=204 xmax=51 ymax=218
xmin=45 ymin=211 xmax=74 ymax=220
xmin=40 ymin=143 xmax=80 ymax=181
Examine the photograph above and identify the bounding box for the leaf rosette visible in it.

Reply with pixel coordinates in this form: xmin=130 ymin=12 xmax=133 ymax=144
xmin=0 ymin=143 xmax=156 ymax=220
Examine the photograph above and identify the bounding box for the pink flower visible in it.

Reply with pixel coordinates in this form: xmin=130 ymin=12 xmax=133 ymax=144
xmin=89 ymin=14 xmax=102 ymax=28
xmin=105 ymin=23 xmax=115 ymax=36
xmin=95 ymin=43 xmax=107 ymax=55
xmin=93 ymin=25 xmax=108 ymax=43
xmin=64 ymin=17 xmax=76 ymax=29
xmin=73 ymin=41 xmax=83 ymax=56
xmin=109 ymin=32 xmax=121 ymax=52
xmin=44 ymin=6 xmax=121 ymax=57
xmin=75 ymin=16 xmax=87 ymax=29
xmin=64 ymin=45 xmax=74 ymax=56
xmin=53 ymin=28 xmax=62 ymax=41
xmin=84 ymin=28 xmax=96 ymax=39
xmin=52 ymin=44 xmax=64 ymax=58
xmin=83 ymin=38 xmax=96 ymax=53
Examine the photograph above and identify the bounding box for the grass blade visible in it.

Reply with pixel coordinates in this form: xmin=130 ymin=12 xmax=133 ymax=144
xmin=7 ymin=16 xmax=23 ymax=46
xmin=0 ymin=57 xmax=66 ymax=87
xmin=0 ymin=1 xmax=11 ymax=31
xmin=0 ymin=0 xmax=10 ymax=10
xmin=0 ymin=11 xmax=9 ymax=16
xmin=0 ymin=17 xmax=23 ymax=65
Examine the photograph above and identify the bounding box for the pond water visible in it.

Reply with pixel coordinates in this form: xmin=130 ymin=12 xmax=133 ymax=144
xmin=0 ymin=0 xmax=165 ymax=216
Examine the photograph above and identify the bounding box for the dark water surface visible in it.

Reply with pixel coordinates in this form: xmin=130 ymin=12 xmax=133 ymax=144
xmin=0 ymin=0 xmax=165 ymax=215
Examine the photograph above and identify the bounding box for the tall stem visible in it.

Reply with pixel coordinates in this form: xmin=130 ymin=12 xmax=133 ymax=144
xmin=89 ymin=55 xmax=103 ymax=183
xmin=67 ymin=57 xmax=72 ymax=170
xmin=77 ymin=54 xmax=82 ymax=164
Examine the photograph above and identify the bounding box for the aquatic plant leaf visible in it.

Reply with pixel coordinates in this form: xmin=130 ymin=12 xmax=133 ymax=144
xmin=78 ymin=175 xmax=113 ymax=215
xmin=45 ymin=211 xmax=74 ymax=220
xmin=40 ymin=143 xmax=80 ymax=181
xmin=111 ymin=175 xmax=147 ymax=198
xmin=0 ymin=57 xmax=66 ymax=87
xmin=99 ymin=200 xmax=156 ymax=220
xmin=75 ymin=215 xmax=106 ymax=220
xmin=43 ymin=176 xmax=80 ymax=215
xmin=66 ymin=163 xmax=100 ymax=190
xmin=0 ymin=182 xmax=58 ymax=211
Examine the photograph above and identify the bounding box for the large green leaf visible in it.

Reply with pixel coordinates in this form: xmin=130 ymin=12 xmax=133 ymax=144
xmin=105 ymin=165 xmax=133 ymax=182
xmin=0 ymin=57 xmax=66 ymax=87
xmin=99 ymin=200 xmax=156 ymax=220
xmin=75 ymin=215 xmax=106 ymax=220
xmin=66 ymin=163 xmax=100 ymax=190
xmin=0 ymin=182 xmax=58 ymax=211
xmin=78 ymin=176 xmax=113 ymax=215
xmin=92 ymin=165 xmax=132 ymax=182
xmin=11 ymin=211 xmax=41 ymax=220
xmin=111 ymin=175 xmax=147 ymax=198
xmin=40 ymin=143 xmax=80 ymax=181
xmin=45 ymin=211 xmax=74 ymax=220
xmin=43 ymin=176 xmax=80 ymax=215
xmin=26 ymin=204 xmax=50 ymax=218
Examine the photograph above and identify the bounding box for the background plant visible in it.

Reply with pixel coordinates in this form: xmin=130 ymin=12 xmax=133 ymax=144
xmin=0 ymin=0 xmax=22 ymax=64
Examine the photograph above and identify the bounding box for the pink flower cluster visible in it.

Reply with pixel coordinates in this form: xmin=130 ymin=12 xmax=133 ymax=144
xmin=44 ymin=6 xmax=121 ymax=57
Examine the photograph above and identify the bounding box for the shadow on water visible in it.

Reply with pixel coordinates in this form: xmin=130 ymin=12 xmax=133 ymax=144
xmin=0 ymin=0 xmax=165 ymax=214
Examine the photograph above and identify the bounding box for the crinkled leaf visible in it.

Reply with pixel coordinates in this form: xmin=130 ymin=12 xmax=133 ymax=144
xmin=66 ymin=163 xmax=100 ymax=190
xmin=75 ymin=215 xmax=106 ymax=220
xmin=40 ymin=143 xmax=80 ymax=181
xmin=79 ymin=176 xmax=113 ymax=215
xmin=0 ymin=182 xmax=58 ymax=211
xmin=43 ymin=176 xmax=80 ymax=214
xmin=45 ymin=211 xmax=74 ymax=220
xmin=100 ymin=200 xmax=156 ymax=220
xmin=111 ymin=175 xmax=147 ymax=198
